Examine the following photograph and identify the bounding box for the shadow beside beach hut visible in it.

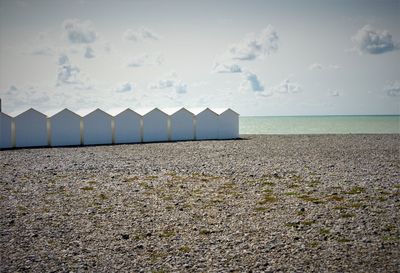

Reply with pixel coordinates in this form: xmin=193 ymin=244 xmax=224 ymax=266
xmin=49 ymin=109 xmax=81 ymax=147
xmin=113 ymin=108 xmax=141 ymax=144
xmin=82 ymin=109 xmax=112 ymax=145
xmin=1 ymin=112 xmax=13 ymax=149
xmin=140 ymin=108 xmax=168 ymax=142
xmin=193 ymin=108 xmax=219 ymax=140
xmin=214 ymin=108 xmax=239 ymax=139
xmin=15 ymin=108 xmax=48 ymax=148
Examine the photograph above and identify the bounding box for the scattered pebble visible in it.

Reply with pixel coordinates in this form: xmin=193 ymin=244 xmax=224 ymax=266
xmin=0 ymin=134 xmax=399 ymax=272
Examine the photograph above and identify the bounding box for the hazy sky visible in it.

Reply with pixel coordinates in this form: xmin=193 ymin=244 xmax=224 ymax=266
xmin=0 ymin=0 xmax=399 ymax=116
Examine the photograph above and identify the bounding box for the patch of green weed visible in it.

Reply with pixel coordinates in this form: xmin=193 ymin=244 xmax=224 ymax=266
xmin=307 ymin=241 xmax=319 ymax=248
xmin=292 ymin=175 xmax=303 ymax=182
xmin=341 ymin=213 xmax=355 ymax=218
xmin=254 ymin=207 xmax=268 ymax=212
xmin=159 ymin=229 xmax=175 ymax=238
xmin=288 ymin=183 xmax=300 ymax=188
xmin=309 ymin=179 xmax=321 ymax=187
xmin=261 ymin=180 xmax=275 ymax=187
xmin=179 ymin=246 xmax=191 ymax=253
xmin=145 ymin=175 xmax=158 ymax=180
xmin=350 ymin=202 xmax=365 ymax=209
xmin=258 ymin=194 xmax=278 ymax=204
xmin=302 ymin=220 xmax=316 ymax=226
xmin=327 ymin=195 xmax=344 ymax=202
xmin=285 ymin=191 xmax=298 ymax=196
xmin=343 ymin=186 xmax=365 ymax=195
xmin=298 ymin=195 xmax=324 ymax=204
xmin=99 ymin=193 xmax=108 ymax=200
xmin=199 ymin=229 xmax=212 ymax=235
xmin=336 ymin=237 xmax=351 ymax=243
xmin=123 ymin=176 xmax=138 ymax=182
xmin=383 ymin=236 xmax=399 ymax=241
xmin=319 ymin=228 xmax=330 ymax=235
xmin=285 ymin=222 xmax=299 ymax=228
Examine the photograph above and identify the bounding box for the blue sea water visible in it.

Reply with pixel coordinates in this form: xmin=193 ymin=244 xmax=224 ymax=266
xmin=239 ymin=115 xmax=400 ymax=134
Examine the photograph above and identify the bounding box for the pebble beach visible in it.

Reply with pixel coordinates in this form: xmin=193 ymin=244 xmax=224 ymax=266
xmin=1 ymin=134 xmax=399 ymax=272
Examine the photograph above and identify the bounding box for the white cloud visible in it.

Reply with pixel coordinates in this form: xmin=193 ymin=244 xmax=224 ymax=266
xmin=212 ymin=62 xmax=242 ymax=73
xmin=149 ymin=72 xmax=188 ymax=94
xmin=103 ymin=43 xmax=111 ymax=53
xmin=3 ymin=85 xmax=51 ymax=112
xmin=272 ymin=78 xmax=302 ymax=94
xmin=352 ymin=25 xmax=399 ymax=55
xmin=328 ymin=64 xmax=340 ymax=70
xmin=123 ymin=29 xmax=139 ymax=42
xmin=62 ymin=19 xmax=97 ymax=44
xmin=115 ymin=82 xmax=134 ymax=93
xmin=308 ymin=63 xmax=323 ymax=70
xmin=383 ymin=81 xmax=400 ymax=97
xmin=127 ymin=53 xmax=163 ymax=67
xmin=150 ymin=78 xmax=174 ymax=89
xmin=68 ymin=47 xmax=81 ymax=55
xmin=174 ymin=81 xmax=188 ymax=94
xmin=228 ymin=25 xmax=279 ymax=61
xmin=57 ymin=64 xmax=80 ymax=85
xmin=191 ymin=81 xmax=208 ymax=88
xmin=329 ymin=90 xmax=340 ymax=97
xmin=37 ymin=31 xmax=49 ymax=41
xmin=240 ymin=71 xmax=264 ymax=92
xmin=58 ymin=54 xmax=69 ymax=65
xmin=57 ymin=54 xmax=81 ymax=85
xmin=140 ymin=28 xmax=159 ymax=40
xmin=84 ymin=46 xmax=95 ymax=59
xmin=308 ymin=63 xmax=341 ymax=71
xmin=31 ymin=46 xmax=54 ymax=56
xmin=9 ymin=85 xmax=18 ymax=91
xmin=124 ymin=27 xmax=160 ymax=42
xmin=256 ymin=91 xmax=273 ymax=98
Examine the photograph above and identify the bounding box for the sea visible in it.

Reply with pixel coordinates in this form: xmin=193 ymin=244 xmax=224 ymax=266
xmin=239 ymin=115 xmax=400 ymax=134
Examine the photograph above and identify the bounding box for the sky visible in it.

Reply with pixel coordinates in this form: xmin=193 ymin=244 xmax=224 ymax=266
xmin=0 ymin=0 xmax=399 ymax=116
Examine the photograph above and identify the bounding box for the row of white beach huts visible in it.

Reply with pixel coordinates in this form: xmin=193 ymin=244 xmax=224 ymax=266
xmin=0 ymin=107 xmax=239 ymax=149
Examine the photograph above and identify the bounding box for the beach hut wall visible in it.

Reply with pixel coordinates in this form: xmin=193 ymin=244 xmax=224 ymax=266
xmin=83 ymin=109 xmax=113 ymax=145
xmin=195 ymin=108 xmax=219 ymax=140
xmin=0 ymin=112 xmax=13 ymax=149
xmin=49 ymin=109 xmax=81 ymax=147
xmin=142 ymin=108 xmax=169 ymax=142
xmin=217 ymin=109 xmax=239 ymax=139
xmin=169 ymin=108 xmax=195 ymax=141
xmin=114 ymin=109 xmax=142 ymax=144
xmin=14 ymin=108 xmax=48 ymax=148
xmin=2 ymin=106 xmax=240 ymax=148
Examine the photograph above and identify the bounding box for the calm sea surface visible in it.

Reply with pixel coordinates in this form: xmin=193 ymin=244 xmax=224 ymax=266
xmin=239 ymin=116 xmax=400 ymax=134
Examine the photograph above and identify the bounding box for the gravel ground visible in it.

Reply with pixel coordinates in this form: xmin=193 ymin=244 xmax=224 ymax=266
xmin=1 ymin=134 xmax=399 ymax=272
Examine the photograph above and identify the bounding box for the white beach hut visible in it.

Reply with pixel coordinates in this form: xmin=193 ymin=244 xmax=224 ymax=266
xmin=1 ymin=112 xmax=13 ymax=149
xmin=82 ymin=109 xmax=113 ymax=145
xmin=139 ymin=108 xmax=169 ymax=142
xmin=164 ymin=107 xmax=195 ymax=141
xmin=113 ymin=108 xmax=142 ymax=144
xmin=192 ymin=108 xmax=219 ymax=140
xmin=49 ymin=109 xmax=81 ymax=147
xmin=214 ymin=108 xmax=240 ymax=139
xmin=14 ymin=108 xmax=48 ymax=148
